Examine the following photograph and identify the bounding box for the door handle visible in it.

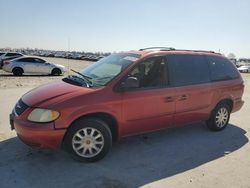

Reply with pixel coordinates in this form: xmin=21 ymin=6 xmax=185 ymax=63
xmin=164 ymin=96 xmax=175 ymax=103
xmin=178 ymin=95 xmax=188 ymax=101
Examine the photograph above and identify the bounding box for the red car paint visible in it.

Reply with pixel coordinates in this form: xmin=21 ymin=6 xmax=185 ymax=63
xmin=11 ymin=50 xmax=244 ymax=149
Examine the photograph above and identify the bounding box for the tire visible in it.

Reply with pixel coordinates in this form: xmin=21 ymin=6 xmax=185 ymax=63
xmin=12 ymin=67 xmax=24 ymax=76
xmin=63 ymin=118 xmax=112 ymax=162
xmin=206 ymin=103 xmax=231 ymax=131
xmin=51 ymin=68 xmax=61 ymax=76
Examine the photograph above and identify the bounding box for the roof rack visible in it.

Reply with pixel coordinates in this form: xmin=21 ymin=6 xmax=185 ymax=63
xmin=139 ymin=47 xmax=218 ymax=54
xmin=139 ymin=47 xmax=175 ymax=51
xmin=175 ymin=49 xmax=216 ymax=53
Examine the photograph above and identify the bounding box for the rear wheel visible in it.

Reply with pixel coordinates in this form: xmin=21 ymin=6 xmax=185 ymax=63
xmin=64 ymin=118 xmax=112 ymax=162
xmin=51 ymin=68 xmax=61 ymax=76
xmin=206 ymin=103 xmax=231 ymax=131
xmin=12 ymin=67 xmax=24 ymax=76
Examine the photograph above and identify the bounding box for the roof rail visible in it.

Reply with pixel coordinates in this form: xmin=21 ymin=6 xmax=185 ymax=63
xmin=175 ymin=49 xmax=216 ymax=53
xmin=139 ymin=47 xmax=219 ymax=54
xmin=139 ymin=47 xmax=175 ymax=51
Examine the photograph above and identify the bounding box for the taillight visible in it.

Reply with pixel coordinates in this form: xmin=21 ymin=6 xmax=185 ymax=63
xmin=3 ymin=61 xmax=10 ymax=65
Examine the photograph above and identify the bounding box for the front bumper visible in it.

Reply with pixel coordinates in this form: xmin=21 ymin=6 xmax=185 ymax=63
xmin=10 ymin=114 xmax=66 ymax=149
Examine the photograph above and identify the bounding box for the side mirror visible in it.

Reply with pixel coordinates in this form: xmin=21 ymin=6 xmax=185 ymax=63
xmin=120 ymin=77 xmax=139 ymax=91
xmin=125 ymin=77 xmax=139 ymax=88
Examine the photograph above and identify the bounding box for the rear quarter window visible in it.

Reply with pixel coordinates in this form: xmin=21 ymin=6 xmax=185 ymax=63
xmin=206 ymin=55 xmax=239 ymax=81
xmin=167 ymin=54 xmax=210 ymax=86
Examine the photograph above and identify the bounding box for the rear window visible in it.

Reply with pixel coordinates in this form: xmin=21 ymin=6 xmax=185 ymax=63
xmin=167 ymin=54 xmax=210 ymax=86
xmin=206 ymin=56 xmax=239 ymax=81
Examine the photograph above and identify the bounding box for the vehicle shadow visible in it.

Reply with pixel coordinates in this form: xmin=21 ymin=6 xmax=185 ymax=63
xmin=0 ymin=123 xmax=248 ymax=188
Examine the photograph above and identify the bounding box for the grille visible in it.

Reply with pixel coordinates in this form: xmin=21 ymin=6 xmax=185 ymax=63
xmin=14 ymin=99 xmax=29 ymax=116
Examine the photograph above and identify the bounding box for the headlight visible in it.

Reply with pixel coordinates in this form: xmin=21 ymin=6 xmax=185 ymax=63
xmin=27 ymin=108 xmax=60 ymax=123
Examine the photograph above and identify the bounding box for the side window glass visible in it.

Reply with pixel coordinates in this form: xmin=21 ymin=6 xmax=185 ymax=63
xmin=206 ymin=56 xmax=239 ymax=81
xmin=17 ymin=58 xmax=27 ymax=62
xmin=167 ymin=54 xmax=210 ymax=86
xmin=128 ymin=56 xmax=168 ymax=89
xmin=35 ymin=59 xmax=44 ymax=63
xmin=19 ymin=58 xmax=33 ymax=63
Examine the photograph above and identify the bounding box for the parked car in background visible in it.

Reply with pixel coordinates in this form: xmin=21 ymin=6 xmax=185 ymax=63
xmin=2 ymin=56 xmax=66 ymax=76
xmin=83 ymin=55 xmax=99 ymax=61
xmin=237 ymin=65 xmax=250 ymax=73
xmin=10 ymin=47 xmax=244 ymax=162
xmin=0 ymin=52 xmax=23 ymax=69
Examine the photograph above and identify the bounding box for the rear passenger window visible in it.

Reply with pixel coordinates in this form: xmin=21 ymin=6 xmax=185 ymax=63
xmin=206 ymin=56 xmax=239 ymax=81
xmin=167 ymin=54 xmax=210 ymax=86
xmin=17 ymin=58 xmax=33 ymax=62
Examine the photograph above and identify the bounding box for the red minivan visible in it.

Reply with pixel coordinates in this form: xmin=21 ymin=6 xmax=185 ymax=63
xmin=10 ymin=47 xmax=244 ymax=162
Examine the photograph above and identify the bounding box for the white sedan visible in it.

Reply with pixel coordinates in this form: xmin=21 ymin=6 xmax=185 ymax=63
xmin=237 ymin=65 xmax=250 ymax=73
xmin=2 ymin=57 xmax=67 ymax=76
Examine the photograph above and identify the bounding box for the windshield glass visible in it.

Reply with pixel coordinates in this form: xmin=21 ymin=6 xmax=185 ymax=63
xmin=80 ymin=53 xmax=140 ymax=86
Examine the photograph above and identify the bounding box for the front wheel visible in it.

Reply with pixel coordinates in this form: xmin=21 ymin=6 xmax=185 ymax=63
xmin=51 ymin=68 xmax=62 ymax=76
xmin=64 ymin=118 xmax=112 ymax=162
xmin=206 ymin=103 xmax=231 ymax=131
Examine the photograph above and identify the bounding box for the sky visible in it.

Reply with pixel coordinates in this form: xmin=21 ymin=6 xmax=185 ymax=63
xmin=0 ymin=0 xmax=250 ymax=57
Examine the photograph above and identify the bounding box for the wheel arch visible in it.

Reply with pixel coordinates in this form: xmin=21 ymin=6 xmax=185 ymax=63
xmin=62 ymin=112 xmax=119 ymax=145
xmin=216 ymin=98 xmax=233 ymax=112
xmin=51 ymin=67 xmax=62 ymax=75
xmin=209 ymin=98 xmax=233 ymax=119
xmin=12 ymin=66 xmax=24 ymax=73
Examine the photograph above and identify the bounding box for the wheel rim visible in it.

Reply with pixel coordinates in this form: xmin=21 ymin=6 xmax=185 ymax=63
xmin=72 ymin=127 xmax=104 ymax=158
xmin=53 ymin=69 xmax=60 ymax=75
xmin=215 ymin=107 xmax=229 ymax=128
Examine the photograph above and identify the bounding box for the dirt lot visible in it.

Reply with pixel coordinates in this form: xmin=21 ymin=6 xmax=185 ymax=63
xmin=0 ymin=58 xmax=250 ymax=188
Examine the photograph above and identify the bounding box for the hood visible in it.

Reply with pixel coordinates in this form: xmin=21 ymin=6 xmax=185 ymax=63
xmin=22 ymin=80 xmax=92 ymax=107
xmin=52 ymin=63 xmax=66 ymax=71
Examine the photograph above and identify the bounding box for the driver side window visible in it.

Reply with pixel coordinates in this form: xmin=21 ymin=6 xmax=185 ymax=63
xmin=128 ymin=56 xmax=168 ymax=89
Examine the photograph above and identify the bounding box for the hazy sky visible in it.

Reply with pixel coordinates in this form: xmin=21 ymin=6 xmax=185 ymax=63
xmin=0 ymin=0 xmax=250 ymax=57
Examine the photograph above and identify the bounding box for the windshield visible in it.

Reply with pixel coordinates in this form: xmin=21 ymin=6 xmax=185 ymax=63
xmin=79 ymin=53 xmax=140 ymax=87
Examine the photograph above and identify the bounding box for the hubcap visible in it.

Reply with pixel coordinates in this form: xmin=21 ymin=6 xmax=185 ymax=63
xmin=215 ymin=107 xmax=229 ymax=128
xmin=72 ymin=127 xmax=104 ymax=158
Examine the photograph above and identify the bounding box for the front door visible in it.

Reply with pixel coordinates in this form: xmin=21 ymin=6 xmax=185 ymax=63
xmin=120 ymin=56 xmax=176 ymax=137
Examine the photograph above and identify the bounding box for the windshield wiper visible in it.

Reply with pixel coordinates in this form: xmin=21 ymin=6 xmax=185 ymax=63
xmin=71 ymin=69 xmax=92 ymax=79
xmin=70 ymin=69 xmax=93 ymax=86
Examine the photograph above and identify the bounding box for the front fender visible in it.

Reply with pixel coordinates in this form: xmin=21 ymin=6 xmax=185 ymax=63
xmin=54 ymin=103 xmax=121 ymax=130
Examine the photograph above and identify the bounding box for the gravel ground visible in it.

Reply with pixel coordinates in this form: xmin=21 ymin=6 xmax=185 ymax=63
xmin=0 ymin=58 xmax=250 ymax=188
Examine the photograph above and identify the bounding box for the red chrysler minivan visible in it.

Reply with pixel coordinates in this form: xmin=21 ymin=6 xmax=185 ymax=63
xmin=10 ymin=47 xmax=244 ymax=162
